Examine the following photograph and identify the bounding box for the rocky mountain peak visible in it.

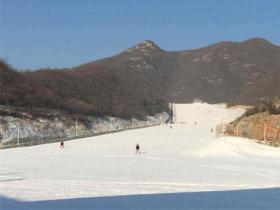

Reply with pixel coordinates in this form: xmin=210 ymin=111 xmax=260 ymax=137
xmin=126 ymin=40 xmax=161 ymax=53
xmin=140 ymin=40 xmax=158 ymax=48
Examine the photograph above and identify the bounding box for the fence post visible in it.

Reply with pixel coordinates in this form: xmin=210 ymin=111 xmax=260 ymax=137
xmin=264 ymin=119 xmax=267 ymax=145
xmin=75 ymin=117 xmax=78 ymax=137
xmin=17 ymin=121 xmax=20 ymax=145
xmin=236 ymin=122 xmax=239 ymax=137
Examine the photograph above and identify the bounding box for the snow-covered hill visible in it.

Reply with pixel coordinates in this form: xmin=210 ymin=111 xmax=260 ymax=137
xmin=1 ymin=103 xmax=280 ymax=210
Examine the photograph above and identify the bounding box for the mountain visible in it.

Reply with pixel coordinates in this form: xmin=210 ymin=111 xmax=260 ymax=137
xmin=1 ymin=38 xmax=280 ymax=118
xmin=72 ymin=38 xmax=280 ymax=105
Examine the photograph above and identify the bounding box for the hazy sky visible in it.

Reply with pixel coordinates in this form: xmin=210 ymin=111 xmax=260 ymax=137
xmin=1 ymin=0 xmax=280 ymax=70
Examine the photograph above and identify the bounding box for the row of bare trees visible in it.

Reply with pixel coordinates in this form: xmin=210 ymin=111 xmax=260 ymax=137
xmin=0 ymin=60 xmax=168 ymax=119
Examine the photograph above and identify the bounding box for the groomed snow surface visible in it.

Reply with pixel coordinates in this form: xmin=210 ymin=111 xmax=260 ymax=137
xmin=1 ymin=103 xmax=280 ymax=210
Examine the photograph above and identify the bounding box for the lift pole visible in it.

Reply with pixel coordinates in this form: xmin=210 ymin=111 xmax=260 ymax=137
xmin=75 ymin=117 xmax=78 ymax=137
xmin=17 ymin=121 xmax=20 ymax=145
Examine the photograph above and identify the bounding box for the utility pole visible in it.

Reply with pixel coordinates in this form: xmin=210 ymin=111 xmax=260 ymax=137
xmin=17 ymin=121 xmax=20 ymax=145
xmin=75 ymin=117 xmax=78 ymax=137
xmin=173 ymin=101 xmax=177 ymax=124
xmin=169 ymin=102 xmax=173 ymax=124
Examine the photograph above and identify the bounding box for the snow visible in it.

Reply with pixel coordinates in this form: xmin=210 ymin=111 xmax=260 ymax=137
xmin=1 ymin=103 xmax=280 ymax=210
xmin=0 ymin=109 xmax=168 ymax=145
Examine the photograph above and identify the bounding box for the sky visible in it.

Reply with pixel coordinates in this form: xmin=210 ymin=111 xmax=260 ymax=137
xmin=0 ymin=0 xmax=280 ymax=70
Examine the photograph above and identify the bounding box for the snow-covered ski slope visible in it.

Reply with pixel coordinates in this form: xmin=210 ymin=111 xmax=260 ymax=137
xmin=1 ymin=103 xmax=280 ymax=210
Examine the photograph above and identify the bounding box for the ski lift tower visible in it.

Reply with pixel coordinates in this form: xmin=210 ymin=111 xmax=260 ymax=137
xmin=169 ymin=101 xmax=175 ymax=124
xmin=173 ymin=100 xmax=177 ymax=124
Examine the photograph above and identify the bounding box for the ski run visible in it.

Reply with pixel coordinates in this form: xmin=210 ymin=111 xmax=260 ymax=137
xmin=1 ymin=103 xmax=280 ymax=210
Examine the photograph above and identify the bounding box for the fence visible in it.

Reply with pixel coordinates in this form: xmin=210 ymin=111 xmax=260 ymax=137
xmin=215 ymin=116 xmax=280 ymax=147
xmin=0 ymin=119 xmax=161 ymax=150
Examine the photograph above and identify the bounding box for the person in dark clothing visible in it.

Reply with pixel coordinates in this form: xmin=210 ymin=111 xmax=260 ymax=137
xmin=136 ymin=143 xmax=140 ymax=154
xmin=60 ymin=140 xmax=64 ymax=149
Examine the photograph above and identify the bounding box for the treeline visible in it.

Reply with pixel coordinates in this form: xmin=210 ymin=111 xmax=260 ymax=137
xmin=0 ymin=60 xmax=168 ymax=119
xmin=244 ymin=100 xmax=280 ymax=117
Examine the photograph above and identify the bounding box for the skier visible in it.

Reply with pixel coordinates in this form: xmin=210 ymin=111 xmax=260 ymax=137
xmin=136 ymin=143 xmax=140 ymax=154
xmin=60 ymin=140 xmax=64 ymax=149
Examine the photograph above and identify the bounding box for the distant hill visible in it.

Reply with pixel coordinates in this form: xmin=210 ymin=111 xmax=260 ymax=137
xmin=1 ymin=38 xmax=280 ymax=118
xmin=0 ymin=60 xmax=167 ymax=119
xmin=74 ymin=38 xmax=280 ymax=105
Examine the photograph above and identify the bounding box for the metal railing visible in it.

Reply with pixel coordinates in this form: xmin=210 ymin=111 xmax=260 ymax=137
xmin=0 ymin=123 xmax=160 ymax=150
